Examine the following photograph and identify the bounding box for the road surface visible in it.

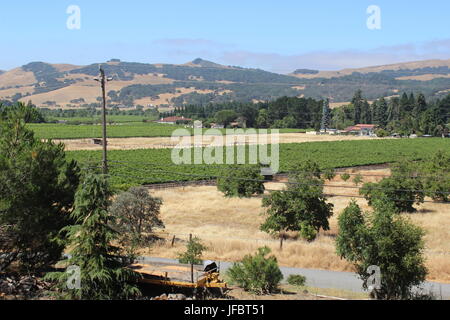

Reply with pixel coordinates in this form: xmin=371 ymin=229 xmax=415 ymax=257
xmin=137 ymin=256 xmax=450 ymax=299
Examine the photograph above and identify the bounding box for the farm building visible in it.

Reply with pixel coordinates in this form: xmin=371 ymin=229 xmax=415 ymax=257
xmin=156 ymin=116 xmax=192 ymax=125
xmin=344 ymin=124 xmax=377 ymax=136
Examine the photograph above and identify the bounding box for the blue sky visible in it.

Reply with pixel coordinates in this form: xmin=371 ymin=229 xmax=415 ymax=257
xmin=1 ymin=0 xmax=450 ymax=72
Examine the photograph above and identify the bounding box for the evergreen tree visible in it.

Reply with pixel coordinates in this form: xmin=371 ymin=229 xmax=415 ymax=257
xmin=320 ymin=99 xmax=331 ymax=131
xmin=0 ymin=112 xmax=80 ymax=271
xmin=352 ymin=90 xmax=363 ymax=124
xmin=45 ymin=174 xmax=141 ymax=300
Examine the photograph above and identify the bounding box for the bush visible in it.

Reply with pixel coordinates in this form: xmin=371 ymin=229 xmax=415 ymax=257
xmin=287 ymin=274 xmax=306 ymax=287
xmin=420 ymin=150 xmax=450 ymax=202
xmin=261 ymin=160 xmax=333 ymax=241
xmin=110 ymin=186 xmax=164 ymax=249
xmin=375 ymin=129 xmax=389 ymax=137
xmin=178 ymin=236 xmax=207 ymax=265
xmin=340 ymin=173 xmax=351 ymax=182
xmin=227 ymin=247 xmax=283 ymax=294
xmin=336 ymin=200 xmax=427 ymax=300
xmin=217 ymin=165 xmax=265 ymax=198
xmin=360 ymin=161 xmax=424 ymax=213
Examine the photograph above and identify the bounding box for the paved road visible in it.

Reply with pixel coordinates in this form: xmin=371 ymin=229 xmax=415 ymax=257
xmin=137 ymin=256 xmax=450 ymax=299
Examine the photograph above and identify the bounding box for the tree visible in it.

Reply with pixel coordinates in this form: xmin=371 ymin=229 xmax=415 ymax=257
xmin=352 ymin=90 xmax=363 ymax=124
xmin=420 ymin=150 xmax=450 ymax=202
xmin=45 ymin=174 xmax=141 ymax=300
xmin=178 ymin=236 xmax=207 ymax=283
xmin=360 ymin=161 xmax=424 ymax=213
xmin=0 ymin=101 xmax=45 ymax=123
xmin=217 ymin=165 xmax=265 ymax=198
xmin=110 ymin=186 xmax=164 ymax=250
xmin=260 ymin=161 xmax=333 ymax=241
xmin=336 ymin=200 xmax=427 ymax=300
xmin=227 ymin=246 xmax=283 ymax=294
xmin=320 ymin=99 xmax=331 ymax=131
xmin=214 ymin=109 xmax=238 ymax=127
xmin=0 ymin=113 xmax=80 ymax=271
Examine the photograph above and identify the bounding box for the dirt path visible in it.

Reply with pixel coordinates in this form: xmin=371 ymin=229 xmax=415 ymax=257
xmin=56 ymin=133 xmax=384 ymax=151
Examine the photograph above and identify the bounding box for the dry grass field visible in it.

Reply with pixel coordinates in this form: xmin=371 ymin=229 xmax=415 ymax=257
xmin=57 ymin=132 xmax=383 ymax=151
xmin=138 ymin=167 xmax=450 ymax=284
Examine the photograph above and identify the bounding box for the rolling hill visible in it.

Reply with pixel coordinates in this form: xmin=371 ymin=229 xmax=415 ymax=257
xmin=1 ymin=58 xmax=450 ymax=109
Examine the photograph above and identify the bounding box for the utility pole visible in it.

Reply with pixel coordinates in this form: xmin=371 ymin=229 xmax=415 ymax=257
xmin=94 ymin=66 xmax=112 ymax=174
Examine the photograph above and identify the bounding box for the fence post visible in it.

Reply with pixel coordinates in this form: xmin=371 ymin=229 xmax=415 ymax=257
xmin=171 ymin=235 xmax=176 ymax=247
xmin=190 ymin=234 xmax=194 ymax=283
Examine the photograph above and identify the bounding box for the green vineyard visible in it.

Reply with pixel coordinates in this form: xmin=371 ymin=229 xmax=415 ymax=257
xmin=67 ymin=138 xmax=450 ymax=190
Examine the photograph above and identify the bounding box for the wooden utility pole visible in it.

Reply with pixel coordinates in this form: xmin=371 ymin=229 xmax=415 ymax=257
xmin=94 ymin=66 xmax=112 ymax=174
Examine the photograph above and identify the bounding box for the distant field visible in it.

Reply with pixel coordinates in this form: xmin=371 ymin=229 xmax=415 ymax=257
xmin=67 ymin=138 xmax=450 ymax=190
xmin=46 ymin=115 xmax=156 ymax=123
xmin=28 ymin=122 xmax=307 ymax=139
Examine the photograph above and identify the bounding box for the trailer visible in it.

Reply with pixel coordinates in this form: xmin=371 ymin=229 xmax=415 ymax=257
xmin=129 ymin=261 xmax=227 ymax=295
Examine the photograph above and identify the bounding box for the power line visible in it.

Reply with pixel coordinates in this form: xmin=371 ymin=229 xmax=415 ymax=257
xmin=83 ymin=159 xmax=450 ymax=180
xmin=97 ymin=166 xmax=450 ymax=202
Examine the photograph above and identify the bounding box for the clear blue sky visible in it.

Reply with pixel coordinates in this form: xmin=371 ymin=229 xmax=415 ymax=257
xmin=1 ymin=0 xmax=450 ymax=72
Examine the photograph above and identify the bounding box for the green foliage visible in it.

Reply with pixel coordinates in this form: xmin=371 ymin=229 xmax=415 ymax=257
xmin=0 ymin=113 xmax=80 ymax=271
xmin=214 ymin=109 xmax=238 ymax=126
xmin=340 ymin=173 xmax=351 ymax=181
xmin=65 ymin=139 xmax=450 ymax=189
xmin=287 ymin=274 xmax=307 ymax=287
xmin=0 ymin=102 xmax=45 ymax=123
xmin=217 ymin=165 xmax=265 ymax=198
xmin=110 ymin=186 xmax=164 ymax=250
xmin=260 ymin=160 xmax=333 ymax=241
xmin=352 ymin=174 xmax=363 ymax=186
xmin=419 ymin=150 xmax=450 ymax=202
xmin=360 ymin=161 xmax=424 ymax=213
xmin=227 ymin=247 xmax=283 ymax=294
xmin=322 ymin=168 xmax=336 ymax=181
xmin=336 ymin=200 xmax=427 ymax=300
xmin=178 ymin=237 xmax=207 ymax=265
xmin=44 ymin=174 xmax=141 ymax=300
xmin=375 ymin=129 xmax=389 ymax=137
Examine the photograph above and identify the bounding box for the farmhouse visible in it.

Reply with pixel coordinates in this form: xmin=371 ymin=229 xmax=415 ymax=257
xmin=344 ymin=124 xmax=377 ymax=136
xmin=156 ymin=116 xmax=192 ymax=125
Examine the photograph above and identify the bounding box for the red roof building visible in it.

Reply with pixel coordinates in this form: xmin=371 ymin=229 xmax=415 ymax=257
xmin=344 ymin=124 xmax=377 ymax=136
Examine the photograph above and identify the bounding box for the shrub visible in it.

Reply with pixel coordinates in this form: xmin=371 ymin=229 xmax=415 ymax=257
xmin=217 ymin=165 xmax=265 ymax=198
xmin=420 ymin=150 xmax=450 ymax=202
xmin=287 ymin=274 xmax=307 ymax=287
xmin=227 ymin=247 xmax=283 ymax=294
xmin=178 ymin=236 xmax=207 ymax=265
xmin=261 ymin=160 xmax=333 ymax=241
xmin=340 ymin=173 xmax=351 ymax=182
xmin=336 ymin=200 xmax=427 ymax=300
xmin=360 ymin=161 xmax=424 ymax=213
xmin=110 ymin=186 xmax=164 ymax=249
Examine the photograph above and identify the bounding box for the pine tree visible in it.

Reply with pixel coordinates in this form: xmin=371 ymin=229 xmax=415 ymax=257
xmin=45 ymin=174 xmax=141 ymax=300
xmin=352 ymin=90 xmax=363 ymax=124
xmin=321 ymin=99 xmax=331 ymax=131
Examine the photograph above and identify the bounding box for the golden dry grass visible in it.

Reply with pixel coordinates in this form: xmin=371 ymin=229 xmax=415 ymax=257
xmin=138 ymin=167 xmax=450 ymax=283
xmin=58 ymin=133 xmax=385 ymax=151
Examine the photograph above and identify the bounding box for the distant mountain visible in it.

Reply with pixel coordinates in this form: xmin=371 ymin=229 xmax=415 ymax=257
xmin=1 ymin=58 xmax=450 ymax=109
